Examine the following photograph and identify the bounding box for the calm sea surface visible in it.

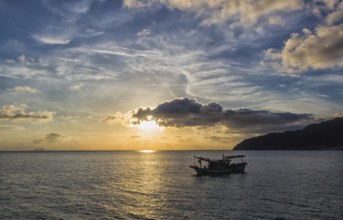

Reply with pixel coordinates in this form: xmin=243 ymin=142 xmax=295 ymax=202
xmin=0 ymin=151 xmax=342 ymax=220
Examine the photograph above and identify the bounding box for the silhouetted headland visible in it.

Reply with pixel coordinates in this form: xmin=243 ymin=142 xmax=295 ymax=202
xmin=234 ymin=117 xmax=343 ymax=150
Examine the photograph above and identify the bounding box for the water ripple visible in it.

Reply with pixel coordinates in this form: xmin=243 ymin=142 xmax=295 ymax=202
xmin=0 ymin=151 xmax=342 ymax=219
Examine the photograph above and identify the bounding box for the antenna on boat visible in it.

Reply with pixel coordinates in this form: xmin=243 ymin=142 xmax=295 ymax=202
xmin=193 ymin=152 xmax=195 ymax=166
xmin=222 ymin=148 xmax=225 ymax=159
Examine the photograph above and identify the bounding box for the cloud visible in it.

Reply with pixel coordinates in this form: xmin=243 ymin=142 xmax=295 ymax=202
xmin=1 ymin=57 xmax=48 ymax=79
xmin=7 ymin=86 xmax=38 ymax=93
xmin=45 ymin=132 xmax=65 ymax=143
xmin=91 ymin=49 xmax=136 ymax=57
xmin=137 ymin=28 xmax=151 ymax=37
xmin=123 ymin=0 xmax=303 ymax=26
xmin=41 ymin=0 xmax=100 ymax=23
xmin=325 ymin=1 xmax=343 ymax=25
xmin=267 ymin=16 xmax=284 ymax=25
xmin=264 ymin=24 xmax=343 ymax=73
xmin=33 ymin=132 xmax=78 ymax=145
xmin=18 ymin=54 xmax=26 ymax=63
xmin=110 ymin=98 xmax=314 ymax=133
xmin=205 ymin=135 xmax=240 ymax=143
xmin=0 ymin=125 xmax=25 ymax=131
xmin=0 ymin=105 xmax=54 ymax=121
xmin=102 ymin=112 xmax=135 ymax=126
xmin=5 ymin=54 xmax=35 ymax=64
xmin=15 ymin=54 xmax=35 ymax=64
xmin=31 ymin=34 xmax=71 ymax=45
xmin=69 ymin=83 xmax=84 ymax=91
xmin=263 ymin=1 xmax=343 ymax=73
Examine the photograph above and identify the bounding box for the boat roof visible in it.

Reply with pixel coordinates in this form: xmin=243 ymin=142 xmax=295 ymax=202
xmin=224 ymin=155 xmax=245 ymax=159
xmin=194 ymin=156 xmax=231 ymax=163
xmin=194 ymin=156 xmax=212 ymax=162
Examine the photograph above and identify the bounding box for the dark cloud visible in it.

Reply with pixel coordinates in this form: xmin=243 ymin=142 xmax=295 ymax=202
xmin=0 ymin=112 xmax=53 ymax=120
xmin=46 ymin=132 xmax=65 ymax=142
xmin=131 ymin=98 xmax=314 ymax=133
xmin=205 ymin=136 xmax=236 ymax=143
xmin=223 ymin=109 xmax=312 ymax=126
xmin=133 ymin=98 xmax=201 ymax=120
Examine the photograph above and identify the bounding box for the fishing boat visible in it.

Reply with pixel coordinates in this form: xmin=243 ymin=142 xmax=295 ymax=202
xmin=224 ymin=155 xmax=247 ymax=173
xmin=189 ymin=154 xmax=247 ymax=175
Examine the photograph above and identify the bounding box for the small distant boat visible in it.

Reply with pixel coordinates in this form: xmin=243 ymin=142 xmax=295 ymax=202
xmin=189 ymin=154 xmax=247 ymax=176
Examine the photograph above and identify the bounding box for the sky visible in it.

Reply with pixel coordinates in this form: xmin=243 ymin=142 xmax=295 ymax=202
xmin=0 ymin=0 xmax=343 ymax=150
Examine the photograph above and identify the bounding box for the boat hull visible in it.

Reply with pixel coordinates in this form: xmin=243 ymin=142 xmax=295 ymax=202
xmin=230 ymin=162 xmax=247 ymax=173
xmin=189 ymin=166 xmax=232 ymax=176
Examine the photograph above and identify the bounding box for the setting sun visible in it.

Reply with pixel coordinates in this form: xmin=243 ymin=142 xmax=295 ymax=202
xmin=138 ymin=120 xmax=159 ymax=130
xmin=137 ymin=116 xmax=163 ymax=132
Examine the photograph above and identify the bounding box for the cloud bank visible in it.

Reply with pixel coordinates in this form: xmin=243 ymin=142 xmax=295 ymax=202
xmin=265 ymin=24 xmax=343 ymax=73
xmin=108 ymin=98 xmax=314 ymax=133
xmin=264 ymin=0 xmax=343 ymax=73
xmin=0 ymin=105 xmax=54 ymax=121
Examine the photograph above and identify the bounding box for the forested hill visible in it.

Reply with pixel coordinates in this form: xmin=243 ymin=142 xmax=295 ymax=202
xmin=234 ymin=117 xmax=343 ymax=150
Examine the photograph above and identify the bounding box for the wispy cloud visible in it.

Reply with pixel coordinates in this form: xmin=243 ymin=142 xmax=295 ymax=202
xmin=7 ymin=86 xmax=38 ymax=93
xmin=41 ymin=0 xmax=100 ymax=23
xmin=31 ymin=34 xmax=71 ymax=45
xmin=1 ymin=57 xmax=48 ymax=79
xmin=137 ymin=28 xmax=151 ymax=37
xmin=124 ymin=0 xmax=303 ymax=26
xmin=0 ymin=125 xmax=26 ymax=131
xmin=69 ymin=83 xmax=84 ymax=91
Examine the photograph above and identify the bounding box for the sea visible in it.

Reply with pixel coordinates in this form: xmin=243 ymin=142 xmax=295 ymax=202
xmin=0 ymin=151 xmax=342 ymax=220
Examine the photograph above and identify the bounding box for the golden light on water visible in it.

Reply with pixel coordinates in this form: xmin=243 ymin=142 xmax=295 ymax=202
xmin=121 ymin=150 xmax=163 ymax=218
xmin=139 ymin=150 xmax=156 ymax=153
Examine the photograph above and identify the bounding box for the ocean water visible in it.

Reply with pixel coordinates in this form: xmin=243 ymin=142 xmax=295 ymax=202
xmin=0 ymin=151 xmax=342 ymax=220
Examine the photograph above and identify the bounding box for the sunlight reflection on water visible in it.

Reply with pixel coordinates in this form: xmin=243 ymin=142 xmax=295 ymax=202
xmin=138 ymin=149 xmax=156 ymax=153
xmin=115 ymin=152 xmax=165 ymax=219
xmin=0 ymin=151 xmax=342 ymax=219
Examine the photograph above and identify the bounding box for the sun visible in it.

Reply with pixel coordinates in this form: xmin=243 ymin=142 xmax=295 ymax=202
xmin=138 ymin=120 xmax=159 ymax=130
xmin=137 ymin=116 xmax=163 ymax=132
